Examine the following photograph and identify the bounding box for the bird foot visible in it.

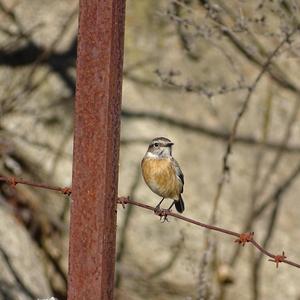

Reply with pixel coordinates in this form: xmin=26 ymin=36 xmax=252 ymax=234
xmin=154 ymin=207 xmax=171 ymax=223
xmin=154 ymin=205 xmax=161 ymax=214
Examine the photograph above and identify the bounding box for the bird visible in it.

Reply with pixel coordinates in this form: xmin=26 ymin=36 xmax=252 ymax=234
xmin=141 ymin=137 xmax=185 ymax=213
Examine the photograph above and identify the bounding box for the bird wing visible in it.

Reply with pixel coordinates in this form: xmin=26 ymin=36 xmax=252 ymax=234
xmin=172 ymin=158 xmax=184 ymax=193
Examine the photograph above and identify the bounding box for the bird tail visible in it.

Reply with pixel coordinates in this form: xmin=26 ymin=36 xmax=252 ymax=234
xmin=175 ymin=195 xmax=185 ymax=213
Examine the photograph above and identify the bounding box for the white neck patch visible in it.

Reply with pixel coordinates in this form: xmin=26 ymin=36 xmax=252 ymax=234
xmin=145 ymin=152 xmax=159 ymax=159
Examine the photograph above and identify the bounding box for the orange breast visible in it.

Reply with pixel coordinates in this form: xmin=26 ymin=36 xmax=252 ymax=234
xmin=141 ymin=158 xmax=181 ymax=199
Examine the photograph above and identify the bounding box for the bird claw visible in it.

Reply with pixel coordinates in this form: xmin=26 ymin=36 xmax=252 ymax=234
xmin=154 ymin=207 xmax=171 ymax=223
xmin=160 ymin=214 xmax=170 ymax=223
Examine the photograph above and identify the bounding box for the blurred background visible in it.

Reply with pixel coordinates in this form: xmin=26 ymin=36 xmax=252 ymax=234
xmin=1 ymin=0 xmax=300 ymax=299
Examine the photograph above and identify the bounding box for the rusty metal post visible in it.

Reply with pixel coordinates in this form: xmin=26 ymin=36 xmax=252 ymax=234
xmin=68 ymin=0 xmax=126 ymax=299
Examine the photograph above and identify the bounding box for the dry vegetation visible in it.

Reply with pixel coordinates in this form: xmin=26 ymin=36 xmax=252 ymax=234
xmin=0 ymin=0 xmax=300 ymax=299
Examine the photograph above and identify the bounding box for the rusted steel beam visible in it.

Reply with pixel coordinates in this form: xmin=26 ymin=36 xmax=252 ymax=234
xmin=68 ymin=0 xmax=126 ymax=299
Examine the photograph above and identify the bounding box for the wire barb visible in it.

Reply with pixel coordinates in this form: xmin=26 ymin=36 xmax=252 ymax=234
xmin=61 ymin=187 xmax=72 ymax=196
xmin=269 ymin=251 xmax=287 ymax=268
xmin=117 ymin=196 xmax=128 ymax=209
xmin=8 ymin=176 xmax=17 ymax=187
xmin=235 ymin=232 xmax=254 ymax=246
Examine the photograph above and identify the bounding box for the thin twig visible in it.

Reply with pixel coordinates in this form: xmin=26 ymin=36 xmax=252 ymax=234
xmin=0 ymin=247 xmax=37 ymax=299
xmin=255 ymin=97 xmax=300 ymax=199
xmin=223 ymin=27 xmax=297 ymax=176
xmin=209 ymin=26 xmax=299 ymax=226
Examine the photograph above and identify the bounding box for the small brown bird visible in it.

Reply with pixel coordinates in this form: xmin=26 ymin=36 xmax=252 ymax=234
xmin=141 ymin=137 xmax=185 ymax=213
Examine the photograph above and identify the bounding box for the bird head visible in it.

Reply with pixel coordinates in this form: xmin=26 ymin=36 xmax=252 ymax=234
xmin=146 ymin=137 xmax=174 ymax=158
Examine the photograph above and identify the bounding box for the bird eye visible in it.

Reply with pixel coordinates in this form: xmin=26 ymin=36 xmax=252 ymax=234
xmin=154 ymin=143 xmax=159 ymax=147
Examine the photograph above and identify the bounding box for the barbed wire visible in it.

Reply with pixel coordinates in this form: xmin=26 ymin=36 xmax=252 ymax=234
xmin=0 ymin=175 xmax=299 ymax=269
xmin=0 ymin=176 xmax=72 ymax=195
xmin=117 ymin=197 xmax=299 ymax=269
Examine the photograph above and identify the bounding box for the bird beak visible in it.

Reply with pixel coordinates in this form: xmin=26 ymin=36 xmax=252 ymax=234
xmin=167 ymin=142 xmax=174 ymax=146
